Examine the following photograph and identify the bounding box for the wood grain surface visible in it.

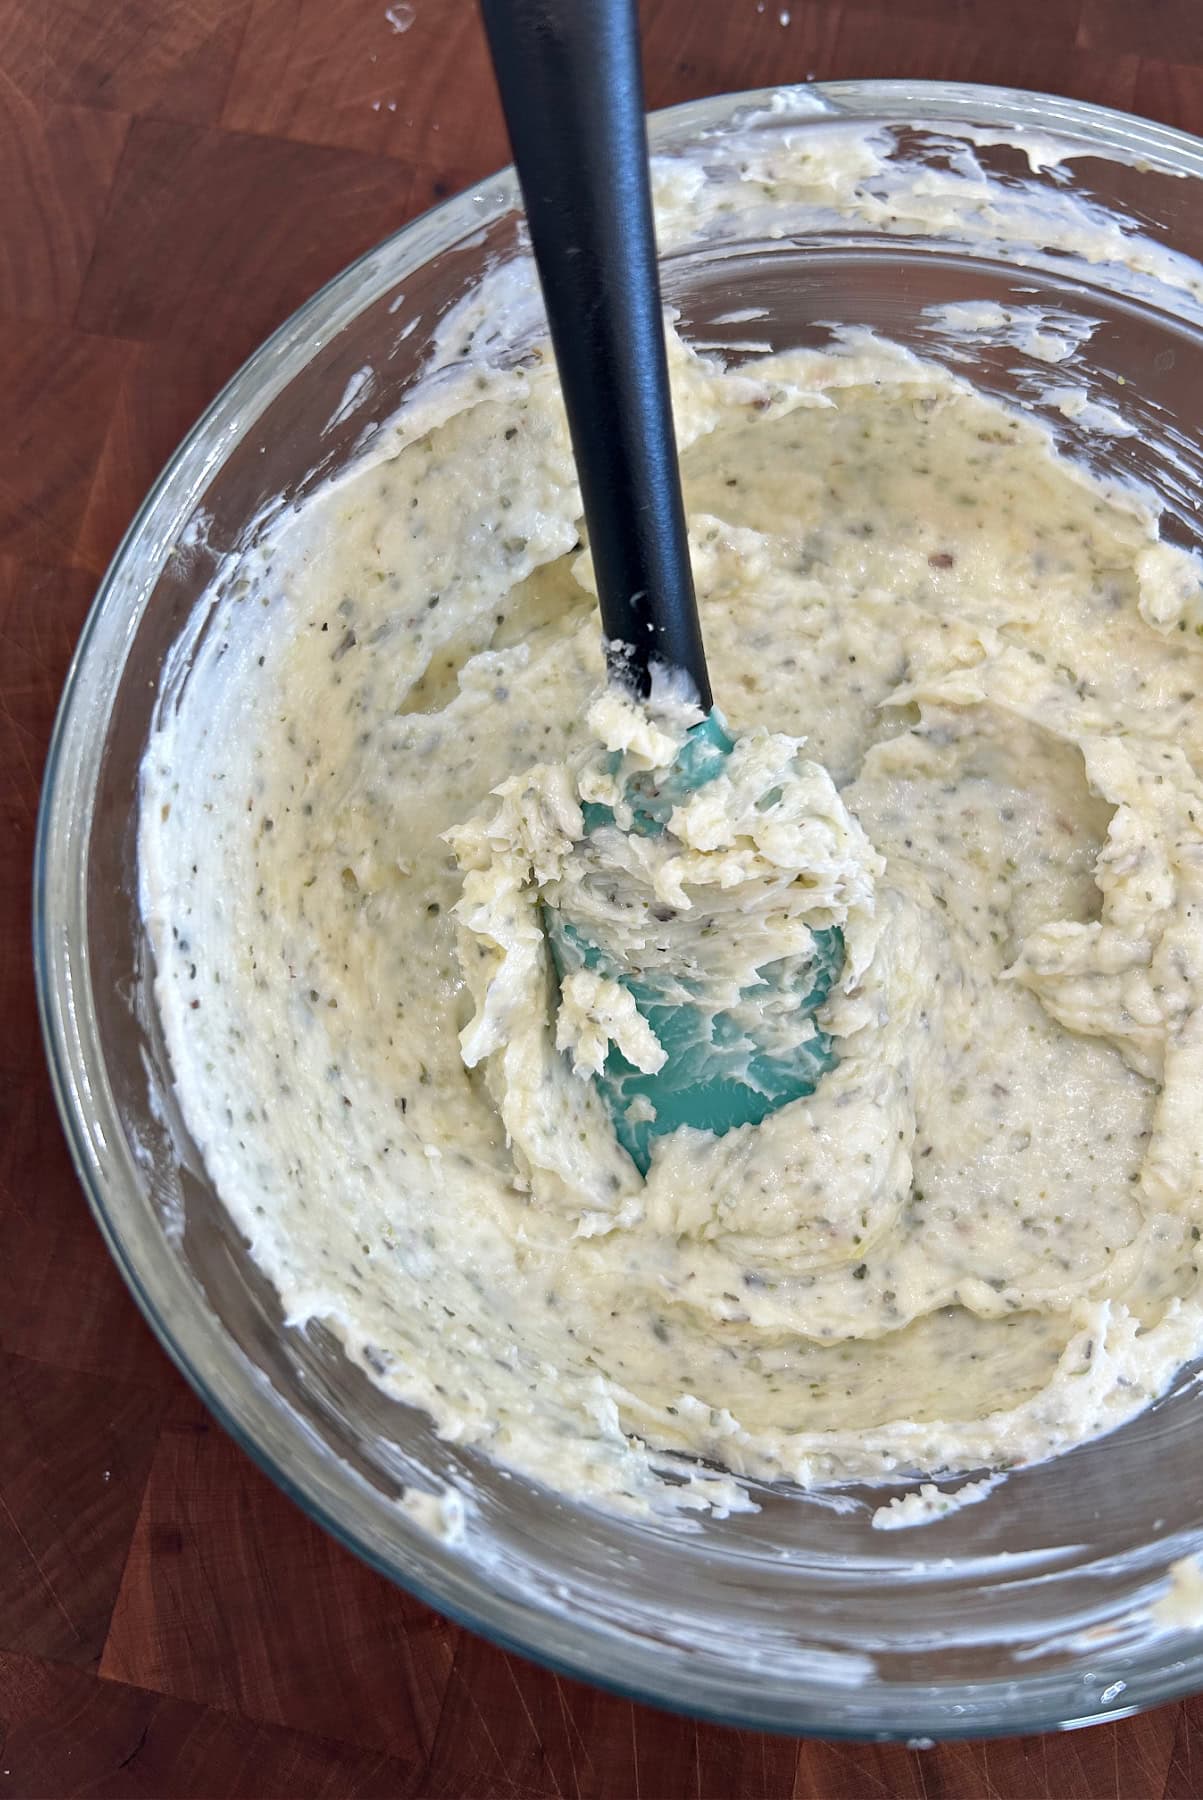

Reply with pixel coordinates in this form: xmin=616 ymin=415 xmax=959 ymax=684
xmin=4 ymin=1 xmax=1203 ymax=1794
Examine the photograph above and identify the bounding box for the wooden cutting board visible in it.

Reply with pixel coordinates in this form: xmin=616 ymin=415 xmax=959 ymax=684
xmin=4 ymin=0 xmax=1203 ymax=1793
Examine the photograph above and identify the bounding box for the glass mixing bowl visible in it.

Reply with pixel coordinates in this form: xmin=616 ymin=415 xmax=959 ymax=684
xmin=35 ymin=81 xmax=1203 ymax=1738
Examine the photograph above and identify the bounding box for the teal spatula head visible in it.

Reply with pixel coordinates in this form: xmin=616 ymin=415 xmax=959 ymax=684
xmin=540 ymin=694 xmax=875 ymax=1175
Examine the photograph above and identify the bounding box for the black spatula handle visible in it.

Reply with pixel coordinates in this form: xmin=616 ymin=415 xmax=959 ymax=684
xmin=479 ymin=0 xmax=711 ymax=708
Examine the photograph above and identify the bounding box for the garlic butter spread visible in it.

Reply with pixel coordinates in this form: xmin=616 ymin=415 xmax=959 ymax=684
xmin=140 ymin=119 xmax=1203 ymax=1518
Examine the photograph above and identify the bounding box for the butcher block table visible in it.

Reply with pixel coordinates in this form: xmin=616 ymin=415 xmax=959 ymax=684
xmin=6 ymin=0 xmax=1203 ymax=1794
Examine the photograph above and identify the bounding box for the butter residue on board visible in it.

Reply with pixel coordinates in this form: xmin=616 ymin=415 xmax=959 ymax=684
xmin=140 ymin=109 xmax=1203 ymax=1545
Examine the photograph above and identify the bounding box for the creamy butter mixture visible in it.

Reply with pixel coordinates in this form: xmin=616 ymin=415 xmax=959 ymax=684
xmin=141 ymin=146 xmax=1203 ymax=1520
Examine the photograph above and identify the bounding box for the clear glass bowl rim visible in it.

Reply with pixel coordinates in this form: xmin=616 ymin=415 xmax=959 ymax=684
xmin=33 ymin=79 xmax=1203 ymax=1740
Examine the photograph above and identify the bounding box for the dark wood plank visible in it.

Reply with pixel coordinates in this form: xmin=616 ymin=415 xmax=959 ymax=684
xmin=222 ymin=0 xmax=509 ymax=181
xmin=0 ymin=1352 xmax=166 ymax=1667
xmin=423 ymin=1631 xmax=804 ymax=1800
xmin=0 ymin=555 xmax=88 ymax=897
xmin=1164 ymin=1694 xmax=1203 ymax=1800
xmin=423 ymin=1631 xmax=1180 ymax=1800
xmin=0 ymin=1652 xmax=422 ymax=1799
xmin=0 ymin=320 xmax=132 ymax=567
xmin=101 ymin=1391 xmax=456 ymax=1767
xmin=823 ymin=6 xmax=1141 ymax=110
xmin=1133 ymin=58 xmax=1203 ymax=135
xmin=0 ymin=0 xmax=252 ymax=124
xmin=904 ymin=1714 xmax=1177 ymax=1800
xmin=74 ymin=336 xmax=247 ymax=577
xmin=1080 ymin=0 xmax=1203 ymax=64
xmin=76 ymin=118 xmax=424 ymax=354
xmin=641 ymin=0 xmax=845 ymax=112
xmin=0 ymin=97 xmax=129 ymax=327
xmin=859 ymin=0 xmax=1082 ymax=33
